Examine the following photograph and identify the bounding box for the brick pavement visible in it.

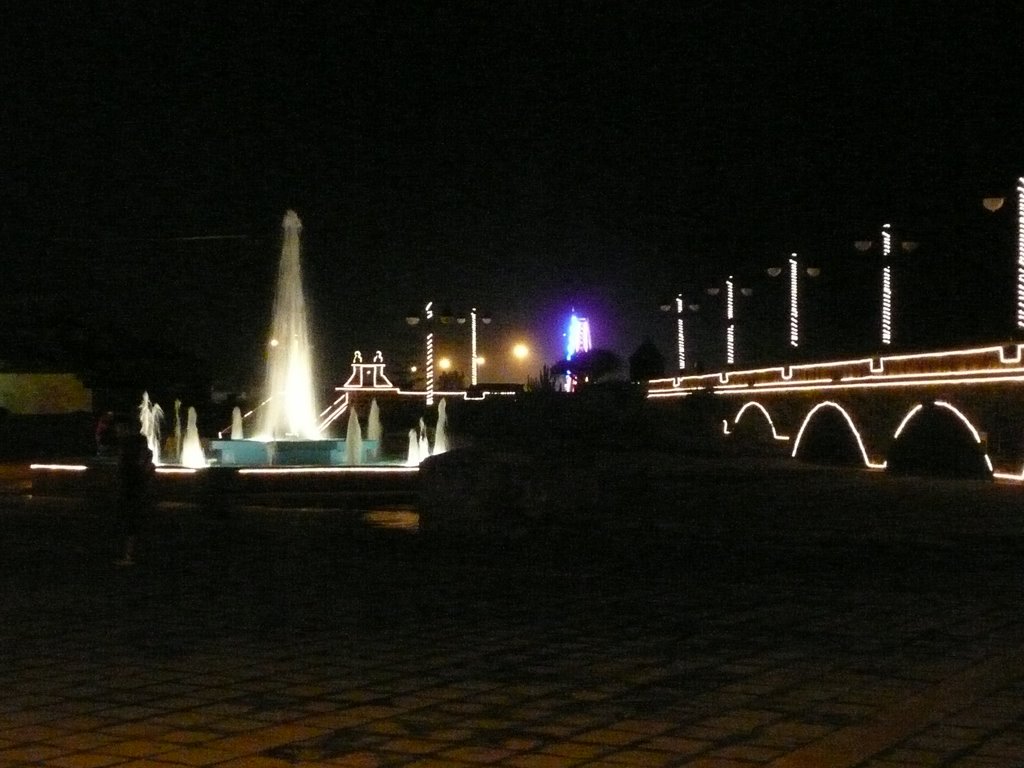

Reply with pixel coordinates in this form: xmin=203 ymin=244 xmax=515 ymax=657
xmin=2 ymin=458 xmax=1024 ymax=767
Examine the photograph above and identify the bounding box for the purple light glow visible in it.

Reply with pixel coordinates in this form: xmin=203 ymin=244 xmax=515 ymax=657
xmin=565 ymin=313 xmax=592 ymax=360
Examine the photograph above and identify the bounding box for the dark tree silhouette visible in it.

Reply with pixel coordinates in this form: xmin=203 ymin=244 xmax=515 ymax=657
xmin=551 ymin=348 xmax=622 ymax=387
xmin=526 ymin=364 xmax=558 ymax=392
xmin=629 ymin=337 xmax=665 ymax=382
xmin=436 ymin=369 xmax=466 ymax=390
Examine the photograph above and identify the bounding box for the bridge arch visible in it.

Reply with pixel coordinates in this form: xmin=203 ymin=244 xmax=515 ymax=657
xmin=791 ymin=401 xmax=876 ymax=467
xmin=887 ymin=400 xmax=993 ymax=479
xmin=724 ymin=401 xmax=789 ymax=445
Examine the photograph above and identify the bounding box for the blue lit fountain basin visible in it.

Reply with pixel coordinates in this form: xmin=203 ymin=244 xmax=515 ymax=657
xmin=208 ymin=438 xmax=379 ymax=466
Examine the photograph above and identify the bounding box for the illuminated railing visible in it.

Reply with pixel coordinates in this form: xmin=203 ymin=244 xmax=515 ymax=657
xmin=649 ymin=343 xmax=1024 ymax=397
xmin=648 ymin=343 xmax=1024 ymax=477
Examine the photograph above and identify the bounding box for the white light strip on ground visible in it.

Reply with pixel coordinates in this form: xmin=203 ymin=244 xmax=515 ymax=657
xmin=238 ymin=466 xmax=418 ymax=475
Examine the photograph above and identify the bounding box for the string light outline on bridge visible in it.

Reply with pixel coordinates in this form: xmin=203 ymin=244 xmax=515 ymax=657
xmin=720 ymin=401 xmax=791 ymax=441
xmin=789 ymin=401 xmax=884 ymax=469
xmin=650 ymin=372 xmax=1024 ymax=398
xmin=648 ymin=342 xmax=1024 ymax=478
xmin=648 ymin=343 xmax=1024 ymax=397
xmin=891 ymin=400 xmax=994 ymax=474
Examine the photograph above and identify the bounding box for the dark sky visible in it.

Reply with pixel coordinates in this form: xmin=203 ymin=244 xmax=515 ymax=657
xmin=3 ymin=2 xmax=1023 ymax=387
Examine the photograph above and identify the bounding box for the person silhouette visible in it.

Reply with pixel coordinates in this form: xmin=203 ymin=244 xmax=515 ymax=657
xmin=115 ymin=433 xmax=154 ymax=566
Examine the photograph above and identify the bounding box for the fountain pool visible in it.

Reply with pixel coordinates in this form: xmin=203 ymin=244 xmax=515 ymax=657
xmin=30 ymin=210 xmax=443 ymax=506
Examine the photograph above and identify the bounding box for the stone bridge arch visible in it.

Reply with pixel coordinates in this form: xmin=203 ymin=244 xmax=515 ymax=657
xmin=722 ymin=394 xmax=995 ymax=476
xmin=724 ymin=401 xmax=789 ymax=452
xmin=722 ymin=395 xmax=890 ymax=466
xmin=887 ymin=400 xmax=992 ymax=478
xmin=790 ymin=401 xmax=874 ymax=466
xmin=650 ymin=344 xmax=1024 ymax=478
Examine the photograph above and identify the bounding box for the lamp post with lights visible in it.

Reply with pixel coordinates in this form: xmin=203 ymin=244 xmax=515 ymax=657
xmin=705 ymin=276 xmax=753 ymax=366
xmin=405 ymin=302 xmax=437 ymax=406
xmin=765 ymin=255 xmax=820 ymax=352
xmin=466 ymin=307 xmax=493 ymax=386
xmin=659 ymin=294 xmax=701 ymax=373
xmin=982 ymin=177 xmax=1024 ymax=335
xmin=439 ymin=306 xmax=492 ymax=387
xmin=854 ymin=225 xmax=919 ymax=347
xmin=406 ymin=304 xmax=492 ymax=404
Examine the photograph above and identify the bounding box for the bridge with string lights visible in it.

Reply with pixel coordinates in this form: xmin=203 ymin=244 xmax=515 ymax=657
xmin=647 ymin=179 xmax=1024 ymax=480
xmin=647 ymin=342 xmax=1024 ymax=481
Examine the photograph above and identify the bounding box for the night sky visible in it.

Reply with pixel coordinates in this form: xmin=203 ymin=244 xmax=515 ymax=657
xmin=3 ymin=3 xmax=1023 ymax=389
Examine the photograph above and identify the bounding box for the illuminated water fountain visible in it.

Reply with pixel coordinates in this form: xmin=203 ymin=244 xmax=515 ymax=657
xmin=405 ymin=400 xmax=448 ymax=466
xmin=418 ymin=418 xmax=430 ymax=463
xmin=257 ymin=209 xmax=320 ymax=440
xmin=180 ymin=406 xmax=207 ymax=468
xmin=367 ymin=400 xmax=382 ymax=461
xmin=139 ymin=212 xmax=442 ymax=470
xmin=31 ymin=212 xmax=420 ymax=506
xmin=407 ymin=429 xmax=420 ymax=466
xmin=208 ymin=211 xmax=381 ymax=466
xmin=434 ymin=398 xmax=449 ymax=455
xmin=231 ymin=407 xmax=243 ymax=439
xmin=139 ymin=392 xmax=164 ymax=463
xmin=344 ymin=409 xmax=363 ymax=465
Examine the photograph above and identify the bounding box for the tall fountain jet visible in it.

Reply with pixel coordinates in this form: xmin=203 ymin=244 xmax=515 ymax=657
xmin=257 ymin=210 xmax=321 ymax=440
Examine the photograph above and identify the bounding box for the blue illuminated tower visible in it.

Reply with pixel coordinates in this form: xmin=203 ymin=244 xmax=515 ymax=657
xmin=563 ymin=312 xmax=592 ymax=391
xmin=566 ymin=313 xmax=592 ymax=359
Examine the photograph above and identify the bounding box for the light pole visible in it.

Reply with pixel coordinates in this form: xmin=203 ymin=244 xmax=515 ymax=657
xmin=659 ymin=294 xmax=700 ymax=373
xmin=411 ymin=305 xmax=492 ymax=398
xmin=440 ymin=306 xmax=492 ymax=386
xmin=982 ymin=176 xmax=1024 ymax=333
xmin=766 ymin=255 xmax=820 ymax=351
xmin=466 ymin=307 xmax=492 ymax=386
xmin=405 ymin=302 xmax=436 ymax=406
xmin=855 ymin=225 xmax=919 ymax=347
xmin=706 ymin=277 xmax=752 ymax=366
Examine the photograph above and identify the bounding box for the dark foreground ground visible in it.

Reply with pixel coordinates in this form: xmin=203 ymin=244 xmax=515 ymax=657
xmin=2 ymin=457 xmax=1024 ymax=767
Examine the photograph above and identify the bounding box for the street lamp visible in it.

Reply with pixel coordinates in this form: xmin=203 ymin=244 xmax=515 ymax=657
xmin=981 ymin=176 xmax=1024 ymax=333
xmin=659 ymin=294 xmax=700 ymax=372
xmin=468 ymin=308 xmax=492 ymax=385
xmin=707 ymin=276 xmax=751 ymax=366
xmin=407 ymin=304 xmax=492 ymax=398
xmin=405 ymin=302 xmax=436 ymax=406
xmin=449 ymin=307 xmax=492 ymax=386
xmin=854 ymin=225 xmax=919 ymax=346
xmin=766 ymin=254 xmax=820 ymax=350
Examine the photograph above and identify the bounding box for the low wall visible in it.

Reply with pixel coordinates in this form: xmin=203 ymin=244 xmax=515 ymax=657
xmin=0 ymin=412 xmax=96 ymax=460
xmin=417 ymin=446 xmax=668 ymax=536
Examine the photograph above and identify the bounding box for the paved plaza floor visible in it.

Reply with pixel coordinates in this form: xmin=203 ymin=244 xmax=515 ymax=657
xmin=2 ymin=457 xmax=1024 ymax=767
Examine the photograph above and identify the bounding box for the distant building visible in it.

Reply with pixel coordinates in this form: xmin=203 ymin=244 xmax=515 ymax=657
xmin=0 ymin=298 xmax=210 ymax=416
xmin=0 ymin=372 xmax=92 ymax=415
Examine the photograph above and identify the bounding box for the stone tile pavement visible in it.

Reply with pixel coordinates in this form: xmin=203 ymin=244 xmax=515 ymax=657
xmin=2 ymin=458 xmax=1024 ymax=766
